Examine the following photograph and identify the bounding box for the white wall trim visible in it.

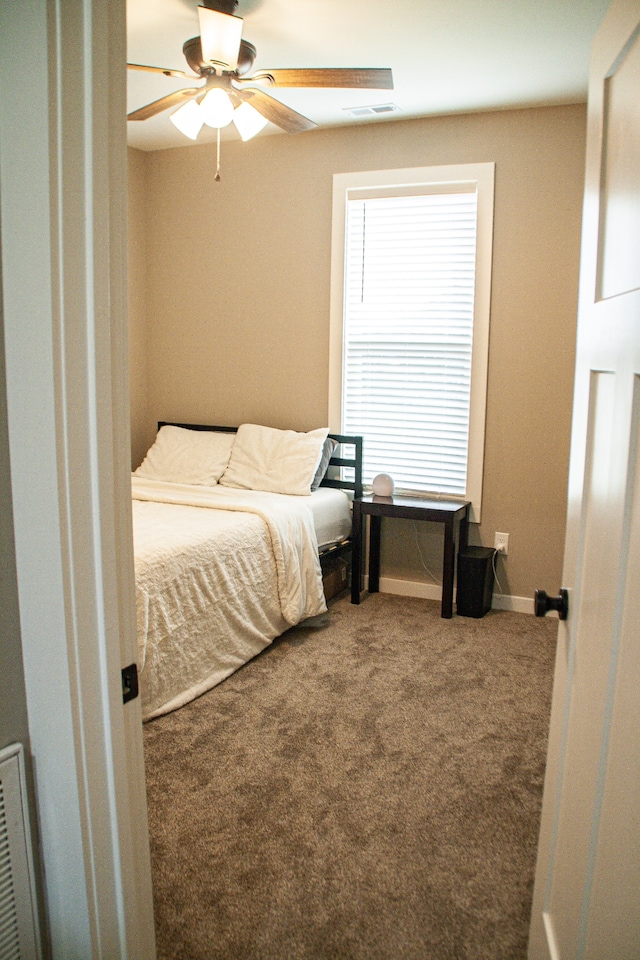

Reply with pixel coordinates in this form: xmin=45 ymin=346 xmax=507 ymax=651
xmin=374 ymin=575 xmax=540 ymax=615
xmin=376 ymin=576 xmax=442 ymax=602
xmin=492 ymin=592 xmax=542 ymax=616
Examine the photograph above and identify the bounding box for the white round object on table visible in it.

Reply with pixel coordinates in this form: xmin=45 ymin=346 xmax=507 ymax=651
xmin=372 ymin=473 xmax=395 ymax=497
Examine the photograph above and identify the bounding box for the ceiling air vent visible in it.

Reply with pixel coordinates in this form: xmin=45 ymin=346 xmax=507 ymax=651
xmin=345 ymin=103 xmax=401 ymax=118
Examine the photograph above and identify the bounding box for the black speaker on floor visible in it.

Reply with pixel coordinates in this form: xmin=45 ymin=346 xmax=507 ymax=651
xmin=456 ymin=546 xmax=496 ymax=618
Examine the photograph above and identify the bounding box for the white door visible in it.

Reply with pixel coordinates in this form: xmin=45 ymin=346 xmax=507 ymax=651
xmin=528 ymin=1 xmax=640 ymax=957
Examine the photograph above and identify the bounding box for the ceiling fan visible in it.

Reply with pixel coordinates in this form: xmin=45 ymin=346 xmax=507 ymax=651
xmin=127 ymin=0 xmax=393 ymax=144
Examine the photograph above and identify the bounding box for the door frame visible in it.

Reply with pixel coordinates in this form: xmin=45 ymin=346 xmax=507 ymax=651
xmin=0 ymin=0 xmax=155 ymax=955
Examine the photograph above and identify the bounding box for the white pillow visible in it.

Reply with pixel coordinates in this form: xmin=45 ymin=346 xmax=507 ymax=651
xmin=220 ymin=423 xmax=329 ymax=496
xmin=133 ymin=425 xmax=236 ymax=485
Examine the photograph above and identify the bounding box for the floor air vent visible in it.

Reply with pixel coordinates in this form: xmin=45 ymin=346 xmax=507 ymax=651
xmin=0 ymin=744 xmax=40 ymax=959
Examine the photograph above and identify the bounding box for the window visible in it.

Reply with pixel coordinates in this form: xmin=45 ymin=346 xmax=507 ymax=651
xmin=329 ymin=164 xmax=494 ymax=521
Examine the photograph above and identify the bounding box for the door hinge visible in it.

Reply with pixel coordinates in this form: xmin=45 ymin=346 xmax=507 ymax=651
xmin=121 ymin=663 xmax=139 ymax=704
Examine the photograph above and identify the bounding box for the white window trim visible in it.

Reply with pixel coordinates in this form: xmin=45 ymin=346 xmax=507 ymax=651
xmin=329 ymin=163 xmax=495 ymax=523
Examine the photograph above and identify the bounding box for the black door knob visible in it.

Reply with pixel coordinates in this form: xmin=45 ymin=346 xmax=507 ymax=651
xmin=535 ymin=588 xmax=569 ymax=620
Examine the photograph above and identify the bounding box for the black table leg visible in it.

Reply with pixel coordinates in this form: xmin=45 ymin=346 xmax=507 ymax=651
xmin=441 ymin=519 xmax=455 ymax=618
xmin=368 ymin=515 xmax=381 ymax=593
xmin=351 ymin=499 xmax=363 ymax=604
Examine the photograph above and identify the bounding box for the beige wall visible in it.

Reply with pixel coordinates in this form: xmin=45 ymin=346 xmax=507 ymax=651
xmin=128 ymin=103 xmax=586 ymax=603
xmin=128 ymin=146 xmax=150 ymax=467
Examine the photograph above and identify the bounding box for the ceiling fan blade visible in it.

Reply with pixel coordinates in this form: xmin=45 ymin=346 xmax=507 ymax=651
xmin=249 ymin=68 xmax=394 ymax=89
xmin=128 ymin=88 xmax=202 ymax=122
xmin=127 ymin=63 xmax=193 ymax=80
xmin=238 ymin=88 xmax=317 ymax=134
xmin=197 ymin=4 xmax=243 ymax=70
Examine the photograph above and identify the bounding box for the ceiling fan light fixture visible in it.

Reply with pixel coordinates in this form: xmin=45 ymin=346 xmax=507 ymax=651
xmin=232 ymin=101 xmax=269 ymax=140
xmin=169 ymin=99 xmax=204 ymax=140
xmin=200 ymin=87 xmax=235 ymax=128
xmin=197 ymin=6 xmax=243 ymax=71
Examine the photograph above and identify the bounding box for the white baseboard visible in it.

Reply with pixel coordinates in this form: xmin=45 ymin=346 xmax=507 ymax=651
xmin=377 ymin=576 xmax=441 ymax=602
xmin=374 ymin=576 xmax=540 ymax=616
xmin=492 ymin=593 xmax=541 ymax=615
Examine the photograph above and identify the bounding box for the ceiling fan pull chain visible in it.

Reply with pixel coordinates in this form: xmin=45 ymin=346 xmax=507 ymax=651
xmin=215 ymin=127 xmax=221 ymax=181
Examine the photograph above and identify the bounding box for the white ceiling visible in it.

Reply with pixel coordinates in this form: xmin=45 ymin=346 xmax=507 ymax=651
xmin=126 ymin=0 xmax=609 ymax=152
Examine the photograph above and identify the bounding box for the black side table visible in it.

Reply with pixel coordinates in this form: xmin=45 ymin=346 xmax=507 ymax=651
xmin=351 ymin=495 xmax=470 ymax=618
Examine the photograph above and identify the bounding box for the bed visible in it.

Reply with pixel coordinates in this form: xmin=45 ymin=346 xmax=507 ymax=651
xmin=132 ymin=421 xmax=362 ymax=720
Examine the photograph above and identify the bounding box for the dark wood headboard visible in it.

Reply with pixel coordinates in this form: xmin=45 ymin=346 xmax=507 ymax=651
xmin=158 ymin=422 xmax=363 ymax=499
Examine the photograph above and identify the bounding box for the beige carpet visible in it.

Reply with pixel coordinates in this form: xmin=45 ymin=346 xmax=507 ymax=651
xmin=143 ymin=592 xmax=557 ymax=960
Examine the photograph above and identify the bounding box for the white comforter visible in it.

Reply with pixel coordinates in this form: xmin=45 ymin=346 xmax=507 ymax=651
xmin=132 ymin=478 xmax=327 ymax=720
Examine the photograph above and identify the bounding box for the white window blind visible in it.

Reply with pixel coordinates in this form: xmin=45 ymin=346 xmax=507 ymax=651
xmin=342 ymin=188 xmax=478 ymax=496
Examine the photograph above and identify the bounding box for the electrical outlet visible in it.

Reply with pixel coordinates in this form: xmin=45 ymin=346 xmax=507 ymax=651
xmin=494 ymin=532 xmax=509 ymax=555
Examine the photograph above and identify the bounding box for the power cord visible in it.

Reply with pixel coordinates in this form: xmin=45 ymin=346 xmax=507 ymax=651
xmin=413 ymin=521 xmax=442 ymax=585
xmin=491 ymin=547 xmax=503 ymax=595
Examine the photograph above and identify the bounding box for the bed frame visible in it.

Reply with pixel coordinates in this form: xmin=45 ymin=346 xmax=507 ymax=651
xmin=157 ymin=422 xmax=363 ymax=568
